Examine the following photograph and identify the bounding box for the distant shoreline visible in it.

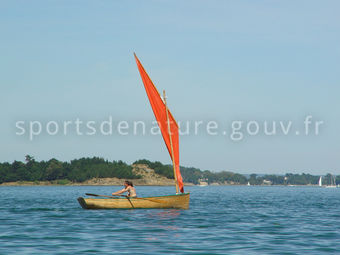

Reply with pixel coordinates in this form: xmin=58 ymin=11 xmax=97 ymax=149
xmin=1 ymin=157 xmax=337 ymax=186
xmin=0 ymin=178 xmax=194 ymax=187
xmin=0 ymin=180 xmax=323 ymax=187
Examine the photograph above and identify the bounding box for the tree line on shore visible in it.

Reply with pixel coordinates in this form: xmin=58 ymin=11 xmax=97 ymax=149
xmin=134 ymin=159 xmax=339 ymax=186
xmin=0 ymin=155 xmax=138 ymax=184
xmin=0 ymin=155 xmax=338 ymax=186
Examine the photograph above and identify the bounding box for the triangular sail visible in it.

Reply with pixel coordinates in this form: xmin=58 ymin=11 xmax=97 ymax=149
xmin=134 ymin=53 xmax=184 ymax=193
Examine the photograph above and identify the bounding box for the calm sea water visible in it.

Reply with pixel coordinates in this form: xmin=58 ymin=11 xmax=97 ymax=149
xmin=1 ymin=185 xmax=340 ymax=254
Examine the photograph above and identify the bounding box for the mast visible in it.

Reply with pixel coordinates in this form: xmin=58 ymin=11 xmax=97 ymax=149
xmin=163 ymin=90 xmax=179 ymax=194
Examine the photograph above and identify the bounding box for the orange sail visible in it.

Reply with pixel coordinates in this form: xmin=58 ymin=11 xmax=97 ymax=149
xmin=134 ymin=53 xmax=184 ymax=193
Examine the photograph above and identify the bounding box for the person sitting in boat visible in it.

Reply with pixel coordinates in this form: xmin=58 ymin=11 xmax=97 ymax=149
xmin=112 ymin=180 xmax=137 ymax=198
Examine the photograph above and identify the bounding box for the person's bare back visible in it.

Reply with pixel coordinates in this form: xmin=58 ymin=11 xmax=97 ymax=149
xmin=112 ymin=180 xmax=137 ymax=198
xmin=126 ymin=185 xmax=137 ymax=197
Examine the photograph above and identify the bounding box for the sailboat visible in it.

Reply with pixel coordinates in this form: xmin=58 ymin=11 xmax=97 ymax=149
xmin=77 ymin=53 xmax=190 ymax=209
xmin=318 ymin=176 xmax=322 ymax=187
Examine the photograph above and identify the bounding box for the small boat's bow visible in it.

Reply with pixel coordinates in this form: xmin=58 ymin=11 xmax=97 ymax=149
xmin=77 ymin=197 xmax=88 ymax=209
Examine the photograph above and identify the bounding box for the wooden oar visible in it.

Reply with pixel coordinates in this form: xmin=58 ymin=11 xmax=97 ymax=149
xmin=85 ymin=193 xmax=166 ymax=203
xmin=86 ymin=193 xmax=122 ymax=199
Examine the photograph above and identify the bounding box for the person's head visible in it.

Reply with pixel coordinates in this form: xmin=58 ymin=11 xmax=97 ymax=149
xmin=124 ymin=180 xmax=133 ymax=187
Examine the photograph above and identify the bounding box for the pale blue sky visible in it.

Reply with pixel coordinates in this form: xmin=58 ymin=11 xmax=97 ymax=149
xmin=1 ymin=1 xmax=339 ymax=174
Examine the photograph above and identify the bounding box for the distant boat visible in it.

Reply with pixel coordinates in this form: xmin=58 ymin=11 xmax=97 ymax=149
xmin=198 ymin=178 xmax=208 ymax=186
xmin=318 ymin=176 xmax=322 ymax=187
xmin=78 ymin=53 xmax=190 ymax=209
xmin=198 ymin=182 xmax=208 ymax=187
xmin=247 ymin=182 xmax=250 ymax=186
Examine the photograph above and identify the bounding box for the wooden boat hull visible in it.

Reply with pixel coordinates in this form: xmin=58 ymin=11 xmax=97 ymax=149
xmin=77 ymin=193 xmax=190 ymax=209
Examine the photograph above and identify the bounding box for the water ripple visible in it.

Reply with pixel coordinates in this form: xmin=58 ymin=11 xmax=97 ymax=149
xmin=1 ymin=186 xmax=340 ymax=254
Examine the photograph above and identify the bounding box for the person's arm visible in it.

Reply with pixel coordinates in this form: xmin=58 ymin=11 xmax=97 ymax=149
xmin=112 ymin=187 xmax=127 ymax=196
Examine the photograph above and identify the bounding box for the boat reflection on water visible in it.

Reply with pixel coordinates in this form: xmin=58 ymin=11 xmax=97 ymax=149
xmin=143 ymin=210 xmax=182 ymax=241
xmin=150 ymin=209 xmax=181 ymax=220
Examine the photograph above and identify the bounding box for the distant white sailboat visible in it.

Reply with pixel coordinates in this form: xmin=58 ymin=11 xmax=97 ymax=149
xmin=247 ymin=182 xmax=250 ymax=186
xmin=318 ymin=176 xmax=322 ymax=187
